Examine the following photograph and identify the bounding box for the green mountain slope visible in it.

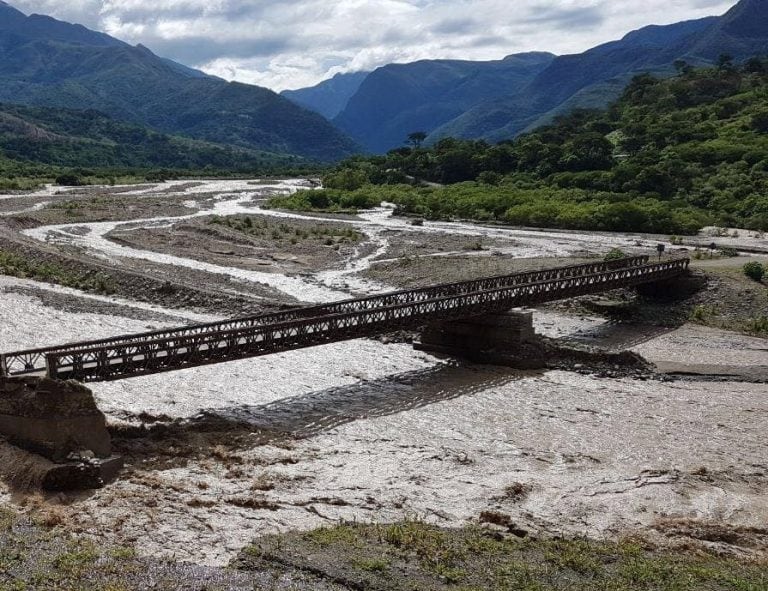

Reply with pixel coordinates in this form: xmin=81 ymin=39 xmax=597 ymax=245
xmin=326 ymin=0 xmax=767 ymax=153
xmin=282 ymin=72 xmax=370 ymax=120
xmin=332 ymin=53 xmax=555 ymax=153
xmin=0 ymin=103 xmax=305 ymax=174
xmin=427 ymin=17 xmax=719 ymax=143
xmin=0 ymin=2 xmax=359 ymax=162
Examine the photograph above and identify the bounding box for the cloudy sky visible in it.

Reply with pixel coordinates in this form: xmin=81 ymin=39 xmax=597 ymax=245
xmin=11 ymin=0 xmax=737 ymax=91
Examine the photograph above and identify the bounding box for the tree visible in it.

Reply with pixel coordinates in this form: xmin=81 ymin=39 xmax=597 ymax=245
xmin=673 ymin=59 xmax=693 ymax=75
xmin=407 ymin=131 xmax=427 ymax=149
xmin=744 ymin=57 xmax=766 ymax=74
xmin=717 ymin=53 xmax=734 ymax=71
xmin=751 ymin=109 xmax=768 ymax=134
xmin=562 ymin=132 xmax=614 ymax=171
xmin=55 ymin=173 xmax=81 ymax=186
xmin=743 ymin=261 xmax=765 ymax=282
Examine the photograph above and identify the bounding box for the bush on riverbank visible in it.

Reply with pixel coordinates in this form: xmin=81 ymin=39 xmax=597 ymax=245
xmin=743 ymin=261 xmax=765 ymax=282
xmin=268 ymin=182 xmax=710 ymax=234
xmin=0 ymin=249 xmax=115 ymax=294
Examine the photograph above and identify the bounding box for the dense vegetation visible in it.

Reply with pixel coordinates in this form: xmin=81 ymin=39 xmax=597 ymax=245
xmin=271 ymin=60 xmax=768 ymax=234
xmin=0 ymin=103 xmax=323 ymax=190
xmin=325 ymin=0 xmax=767 ymax=153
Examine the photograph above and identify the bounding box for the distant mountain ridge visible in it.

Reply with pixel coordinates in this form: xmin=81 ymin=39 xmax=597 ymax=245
xmin=282 ymin=72 xmax=370 ymax=120
xmin=332 ymin=52 xmax=556 ymax=153
xmin=0 ymin=1 xmax=359 ymax=161
xmin=295 ymin=0 xmax=767 ymax=153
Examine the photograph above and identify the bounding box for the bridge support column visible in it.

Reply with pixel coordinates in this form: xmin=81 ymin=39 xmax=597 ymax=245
xmin=414 ymin=309 xmax=544 ymax=367
xmin=0 ymin=376 xmax=122 ymax=490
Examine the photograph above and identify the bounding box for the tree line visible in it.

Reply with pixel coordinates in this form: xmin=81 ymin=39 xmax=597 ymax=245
xmin=288 ymin=57 xmax=768 ymax=234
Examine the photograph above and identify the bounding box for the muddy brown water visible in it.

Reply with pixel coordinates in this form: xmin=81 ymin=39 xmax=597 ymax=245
xmin=0 ymin=179 xmax=766 ymax=566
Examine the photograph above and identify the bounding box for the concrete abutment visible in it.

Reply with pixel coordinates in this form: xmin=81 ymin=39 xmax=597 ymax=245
xmin=414 ymin=309 xmax=546 ymax=368
xmin=0 ymin=376 xmax=122 ymax=490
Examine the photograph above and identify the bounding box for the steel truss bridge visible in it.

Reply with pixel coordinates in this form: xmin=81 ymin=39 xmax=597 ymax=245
xmin=0 ymin=256 xmax=689 ymax=383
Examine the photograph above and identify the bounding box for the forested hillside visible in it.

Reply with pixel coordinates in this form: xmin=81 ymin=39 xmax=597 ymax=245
xmin=0 ymin=104 xmax=316 ymax=189
xmin=270 ymin=61 xmax=768 ymax=235
xmin=332 ymin=53 xmax=555 ymax=153
xmin=321 ymin=0 xmax=767 ymax=154
xmin=0 ymin=2 xmax=359 ymax=162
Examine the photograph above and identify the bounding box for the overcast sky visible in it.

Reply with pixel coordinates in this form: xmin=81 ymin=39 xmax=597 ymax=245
xmin=11 ymin=0 xmax=737 ymax=91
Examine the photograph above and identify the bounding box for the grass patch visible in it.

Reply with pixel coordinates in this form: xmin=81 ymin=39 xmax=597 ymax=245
xmin=208 ymin=215 xmax=362 ymax=246
xmin=238 ymin=520 xmax=768 ymax=591
xmin=0 ymin=249 xmax=116 ymax=294
xmin=0 ymin=506 xmax=250 ymax=589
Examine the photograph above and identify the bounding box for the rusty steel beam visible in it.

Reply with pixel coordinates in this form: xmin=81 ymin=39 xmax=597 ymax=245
xmin=38 ymin=257 xmax=689 ymax=383
xmin=1 ymin=256 xmax=651 ymax=377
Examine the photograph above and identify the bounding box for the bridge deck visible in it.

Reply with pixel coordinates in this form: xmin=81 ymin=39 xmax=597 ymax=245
xmin=0 ymin=256 xmax=688 ymax=382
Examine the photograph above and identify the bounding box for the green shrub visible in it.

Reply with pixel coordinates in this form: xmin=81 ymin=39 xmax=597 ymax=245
xmin=690 ymin=304 xmax=717 ymax=322
xmin=55 ymin=173 xmax=82 ymax=186
xmin=743 ymin=261 xmax=765 ymax=282
xmin=604 ymin=248 xmax=627 ymax=261
xmin=747 ymin=315 xmax=768 ymax=333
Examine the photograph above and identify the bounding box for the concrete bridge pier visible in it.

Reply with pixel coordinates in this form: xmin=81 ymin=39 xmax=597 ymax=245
xmin=414 ymin=309 xmax=545 ymax=368
xmin=0 ymin=377 xmax=123 ymax=490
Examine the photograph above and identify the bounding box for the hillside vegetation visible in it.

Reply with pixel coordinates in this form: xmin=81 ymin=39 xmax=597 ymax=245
xmin=332 ymin=53 xmax=555 ymax=154
xmin=270 ymin=60 xmax=768 ymax=235
xmin=0 ymin=2 xmax=359 ymax=162
xmin=0 ymin=103 xmax=321 ymax=189
xmin=325 ymin=0 xmax=767 ymax=154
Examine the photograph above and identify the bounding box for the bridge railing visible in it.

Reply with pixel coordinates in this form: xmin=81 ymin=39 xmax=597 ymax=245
xmin=43 ymin=257 xmax=688 ymax=382
xmin=0 ymin=256 xmax=649 ymax=377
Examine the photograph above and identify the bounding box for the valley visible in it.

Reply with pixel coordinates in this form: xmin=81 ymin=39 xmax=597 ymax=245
xmin=0 ymin=179 xmax=766 ymax=589
xmin=0 ymin=0 xmax=766 ymax=588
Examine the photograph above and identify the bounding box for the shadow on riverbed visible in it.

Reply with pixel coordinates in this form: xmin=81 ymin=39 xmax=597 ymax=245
xmin=560 ymin=321 xmax=680 ymax=351
xmin=111 ymin=362 xmax=538 ymax=467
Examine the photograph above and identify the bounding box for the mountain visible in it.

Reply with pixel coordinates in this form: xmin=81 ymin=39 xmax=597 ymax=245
xmin=687 ymin=0 xmax=768 ymax=58
xmin=332 ymin=52 xmax=555 ymax=153
xmin=330 ymin=0 xmax=767 ymax=152
xmin=0 ymin=102 xmax=302 ymax=171
xmin=315 ymin=59 xmax=768 ymax=234
xmin=282 ymin=71 xmax=369 ymax=120
xmin=429 ymin=16 xmax=719 ymax=143
xmin=0 ymin=2 xmax=359 ymax=162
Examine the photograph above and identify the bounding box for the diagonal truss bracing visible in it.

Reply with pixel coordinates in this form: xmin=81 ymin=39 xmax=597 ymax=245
xmin=0 ymin=256 xmax=688 ymax=382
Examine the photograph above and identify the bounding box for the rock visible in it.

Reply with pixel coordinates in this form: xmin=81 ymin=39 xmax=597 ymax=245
xmin=0 ymin=377 xmax=111 ymax=462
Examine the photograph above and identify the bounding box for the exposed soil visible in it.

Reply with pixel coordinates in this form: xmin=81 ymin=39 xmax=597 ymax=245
xmin=0 ymin=229 xmax=283 ymax=316
xmin=9 ymin=194 xmax=206 ymax=227
xmin=107 ymin=214 xmax=371 ymax=275
xmin=372 ymin=229 xmax=512 ymax=261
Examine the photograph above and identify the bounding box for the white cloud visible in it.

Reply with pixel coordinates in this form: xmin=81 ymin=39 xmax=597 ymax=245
xmin=10 ymin=0 xmax=738 ymax=91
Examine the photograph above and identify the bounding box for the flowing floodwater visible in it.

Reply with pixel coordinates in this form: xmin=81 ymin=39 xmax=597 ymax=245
xmin=1 ymin=179 xmax=766 ymax=565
